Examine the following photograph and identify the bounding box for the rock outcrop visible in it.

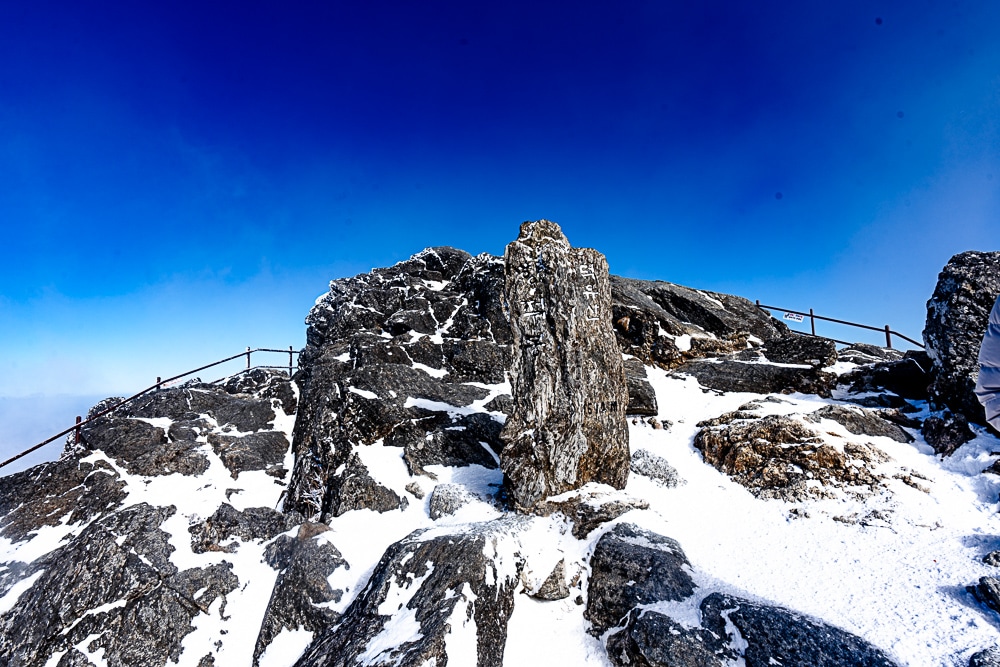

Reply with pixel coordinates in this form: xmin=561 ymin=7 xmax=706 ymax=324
xmin=500 ymin=220 xmax=630 ymax=509
xmin=924 ymin=251 xmax=1000 ymax=425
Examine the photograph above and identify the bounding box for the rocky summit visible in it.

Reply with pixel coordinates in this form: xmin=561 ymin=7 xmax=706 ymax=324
xmin=500 ymin=220 xmax=630 ymax=509
xmin=2 ymin=223 xmax=1000 ymax=667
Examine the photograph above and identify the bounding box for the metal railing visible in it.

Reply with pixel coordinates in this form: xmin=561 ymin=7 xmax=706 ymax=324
xmin=755 ymin=301 xmax=923 ymax=350
xmin=0 ymin=347 xmax=299 ymax=472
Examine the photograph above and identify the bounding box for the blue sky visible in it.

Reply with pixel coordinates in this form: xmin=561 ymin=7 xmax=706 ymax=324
xmin=1 ymin=1 xmax=999 ymax=464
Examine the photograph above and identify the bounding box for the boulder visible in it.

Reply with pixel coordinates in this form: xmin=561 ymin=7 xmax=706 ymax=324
xmin=325 ymin=452 xmax=406 ymax=517
xmin=841 ymin=351 xmax=931 ymax=401
xmin=924 ymin=251 xmax=1000 ymax=424
xmin=763 ymin=335 xmax=837 ymax=367
xmin=805 ymin=405 xmax=913 ymax=443
xmin=500 ymin=220 xmax=630 ymax=509
xmin=585 ymin=523 xmax=696 ymax=636
xmin=0 ymin=503 xmax=240 ymax=666
xmin=630 ymin=448 xmax=682 ymax=487
xmin=968 ymin=576 xmax=1000 ymax=614
xmin=428 ymin=483 xmax=478 ymax=520
xmin=678 ymin=358 xmax=837 ymax=397
xmin=189 ymin=503 xmax=300 ymax=554
xmin=284 ymin=249 xmax=513 ymax=521
xmin=699 ymin=592 xmax=898 ymax=667
xmin=970 ymin=647 xmax=1000 ymax=667
xmin=610 ymin=277 xmax=788 ymax=369
xmin=294 ymin=518 xmax=525 ymax=667
xmin=254 ymin=523 xmax=348 ymax=665
xmin=922 ymin=412 xmax=975 ymax=456
xmin=606 ymin=608 xmax=733 ymax=667
xmin=694 ymin=411 xmax=888 ymax=501
xmin=624 ymin=358 xmax=658 ymax=416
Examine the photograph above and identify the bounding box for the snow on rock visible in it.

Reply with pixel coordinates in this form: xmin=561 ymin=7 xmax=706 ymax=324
xmin=5 ymin=236 xmax=1000 ymax=666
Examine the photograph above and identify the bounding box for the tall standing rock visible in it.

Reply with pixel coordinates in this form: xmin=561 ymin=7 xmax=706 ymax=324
xmin=500 ymin=220 xmax=630 ymax=509
xmin=924 ymin=251 xmax=1000 ymax=425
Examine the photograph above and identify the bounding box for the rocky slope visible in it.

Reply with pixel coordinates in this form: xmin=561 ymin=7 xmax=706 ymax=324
xmin=1 ymin=224 xmax=1000 ymax=667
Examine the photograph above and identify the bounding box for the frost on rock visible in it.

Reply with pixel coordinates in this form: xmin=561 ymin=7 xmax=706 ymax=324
xmin=500 ymin=220 xmax=630 ymax=509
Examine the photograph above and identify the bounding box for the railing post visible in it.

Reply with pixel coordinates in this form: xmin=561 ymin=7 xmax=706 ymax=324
xmin=289 ymin=346 xmax=294 ymax=376
xmin=809 ymin=308 xmax=816 ymax=336
xmin=246 ymin=347 xmax=251 ymax=369
xmin=156 ymin=377 xmax=161 ymax=392
xmin=74 ymin=416 xmax=81 ymax=445
xmin=885 ymin=325 xmax=892 ymax=349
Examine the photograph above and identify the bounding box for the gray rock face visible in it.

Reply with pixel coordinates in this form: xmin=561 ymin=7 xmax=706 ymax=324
xmin=805 ymin=405 xmax=913 ymax=443
xmin=585 ymin=523 xmax=696 ymax=636
xmin=699 ymin=593 xmax=898 ymax=667
xmin=679 ymin=357 xmax=837 ymax=397
xmin=763 ymin=335 xmax=837 ymax=367
xmin=189 ymin=503 xmax=300 ymax=554
xmin=969 ymin=576 xmax=1000 ymax=613
xmin=294 ymin=519 xmax=525 ymax=667
xmin=0 ymin=503 xmax=240 ymax=667
xmin=610 ymin=277 xmax=788 ymax=368
xmin=284 ymin=247 xmax=512 ymax=521
xmin=924 ymin=251 xmax=1000 ymax=424
xmin=254 ymin=523 xmax=348 ymax=665
xmin=500 ymin=220 xmax=630 ymax=509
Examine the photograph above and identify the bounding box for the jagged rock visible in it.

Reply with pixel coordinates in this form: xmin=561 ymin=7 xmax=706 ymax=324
xmin=0 ymin=503 xmax=240 ymax=666
xmin=294 ymin=518 xmax=525 ymax=667
xmin=805 ymin=405 xmax=913 ymax=443
xmin=763 ymin=335 xmax=837 ymax=367
xmin=284 ymin=248 xmax=512 ymax=520
xmin=838 ymin=344 xmax=905 ymax=365
xmin=223 ymin=368 xmax=298 ymax=416
xmin=534 ymin=488 xmax=649 ymax=539
xmin=326 ymin=452 xmax=406 ymax=517
xmin=969 ymin=577 xmax=1000 ymax=613
xmin=254 ymin=523 xmax=348 ymax=665
xmin=126 ymin=386 xmax=279 ymax=433
xmin=585 ymin=523 xmax=696 ymax=636
xmin=606 ymin=608 xmax=734 ymax=667
xmin=207 ymin=430 xmax=290 ymax=477
xmin=924 ymin=251 xmax=1000 ymax=424
xmin=984 ymin=551 xmax=1000 ymax=567
xmin=610 ymin=277 xmax=788 ymax=369
xmin=922 ymin=412 xmax=975 ymax=456
xmin=678 ymin=358 xmax=837 ymax=397
xmin=189 ymin=503 xmax=300 ymax=553
xmin=528 ymin=558 xmax=570 ymax=601
xmin=624 ymin=358 xmax=658 ymax=416
xmin=0 ymin=458 xmax=126 ymax=543
xmin=630 ymin=448 xmax=681 ymax=487
xmin=694 ymin=411 xmax=888 ymax=501
xmin=500 ymin=220 xmax=630 ymax=509
xmin=970 ymin=647 xmax=1000 ymax=667
xmin=841 ymin=350 xmax=931 ymax=401
xmin=699 ymin=592 xmax=898 ymax=667
xmin=428 ymin=483 xmax=478 ymax=520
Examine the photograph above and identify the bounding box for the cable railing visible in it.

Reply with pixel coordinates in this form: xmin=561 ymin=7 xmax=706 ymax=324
xmin=755 ymin=301 xmax=923 ymax=350
xmin=0 ymin=347 xmax=299 ymax=472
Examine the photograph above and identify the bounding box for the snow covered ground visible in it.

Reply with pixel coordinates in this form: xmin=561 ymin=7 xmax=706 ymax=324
xmin=3 ymin=357 xmax=1000 ymax=666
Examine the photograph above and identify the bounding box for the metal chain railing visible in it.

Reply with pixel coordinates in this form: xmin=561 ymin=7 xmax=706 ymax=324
xmin=0 ymin=347 xmax=299 ymax=472
xmin=756 ymin=301 xmax=923 ymax=350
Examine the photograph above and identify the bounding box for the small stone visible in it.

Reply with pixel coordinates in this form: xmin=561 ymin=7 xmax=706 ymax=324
xmin=404 ymin=482 xmax=425 ymax=499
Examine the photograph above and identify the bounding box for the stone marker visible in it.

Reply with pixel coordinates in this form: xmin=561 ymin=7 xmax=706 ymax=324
xmin=500 ymin=220 xmax=630 ymax=509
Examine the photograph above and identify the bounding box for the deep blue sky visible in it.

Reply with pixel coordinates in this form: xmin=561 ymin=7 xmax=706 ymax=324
xmin=1 ymin=0 xmax=998 ymax=416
